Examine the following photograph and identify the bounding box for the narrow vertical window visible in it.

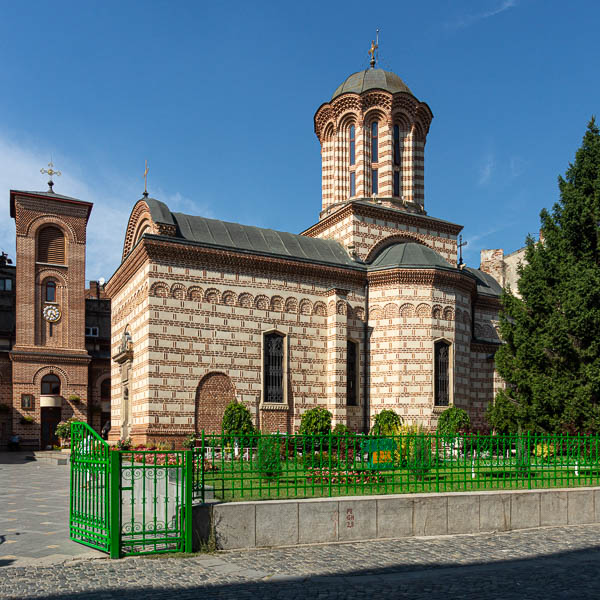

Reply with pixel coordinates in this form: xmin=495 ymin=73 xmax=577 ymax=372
xmin=393 ymin=125 xmax=401 ymax=166
xmin=350 ymin=172 xmax=356 ymax=197
xmin=349 ymin=125 xmax=355 ymax=166
xmin=371 ymin=121 xmax=378 ymax=163
xmin=347 ymin=340 xmax=358 ymax=406
xmin=264 ymin=332 xmax=284 ymax=403
xmin=46 ymin=281 xmax=56 ymax=302
xmin=434 ymin=340 xmax=450 ymax=407
xmin=372 ymin=169 xmax=378 ymax=195
xmin=393 ymin=170 xmax=400 ymax=197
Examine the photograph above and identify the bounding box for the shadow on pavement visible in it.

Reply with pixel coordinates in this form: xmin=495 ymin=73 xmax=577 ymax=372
xmin=5 ymin=544 xmax=600 ymax=600
xmin=0 ymin=452 xmax=36 ymax=465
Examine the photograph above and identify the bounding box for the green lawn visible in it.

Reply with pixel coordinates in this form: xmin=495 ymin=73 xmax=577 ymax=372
xmin=194 ymin=457 xmax=600 ymax=502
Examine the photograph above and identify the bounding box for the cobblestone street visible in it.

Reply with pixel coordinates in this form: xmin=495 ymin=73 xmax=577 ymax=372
xmin=2 ymin=524 xmax=600 ymax=599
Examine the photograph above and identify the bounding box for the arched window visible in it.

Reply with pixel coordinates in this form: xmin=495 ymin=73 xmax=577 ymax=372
xmin=37 ymin=226 xmax=65 ymax=264
xmin=45 ymin=281 xmax=56 ymax=302
xmin=347 ymin=340 xmax=358 ymax=406
xmin=371 ymin=121 xmax=378 ymax=162
xmin=41 ymin=374 xmax=61 ymax=395
xmin=393 ymin=125 xmax=401 ymax=197
xmin=349 ymin=125 xmax=355 ymax=166
xmin=264 ymin=332 xmax=284 ymax=403
xmin=371 ymin=121 xmax=379 ymax=194
xmin=100 ymin=379 xmax=111 ymax=400
xmin=434 ymin=340 xmax=451 ymax=406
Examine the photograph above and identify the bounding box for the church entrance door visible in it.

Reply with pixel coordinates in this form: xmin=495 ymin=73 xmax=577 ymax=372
xmin=40 ymin=407 xmax=61 ymax=449
xmin=195 ymin=372 xmax=236 ymax=433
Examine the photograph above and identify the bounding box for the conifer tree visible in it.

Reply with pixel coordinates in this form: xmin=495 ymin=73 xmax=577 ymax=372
xmin=488 ymin=118 xmax=600 ymax=433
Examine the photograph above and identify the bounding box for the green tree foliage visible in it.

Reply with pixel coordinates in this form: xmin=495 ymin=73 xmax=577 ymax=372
xmin=221 ymin=401 xmax=256 ymax=436
xmin=298 ymin=407 xmax=332 ymax=435
xmin=489 ymin=118 xmax=600 ymax=433
xmin=437 ymin=406 xmax=471 ymax=436
xmin=370 ymin=409 xmax=403 ymax=436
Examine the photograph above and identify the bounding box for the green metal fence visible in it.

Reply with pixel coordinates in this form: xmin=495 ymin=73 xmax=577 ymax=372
xmin=69 ymin=422 xmax=192 ymax=558
xmin=70 ymin=426 xmax=600 ymax=556
xmin=192 ymin=431 xmax=600 ymax=502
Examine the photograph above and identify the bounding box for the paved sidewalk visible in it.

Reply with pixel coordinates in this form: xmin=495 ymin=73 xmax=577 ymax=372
xmin=0 ymin=453 xmax=103 ymax=566
xmin=1 ymin=524 xmax=600 ymax=599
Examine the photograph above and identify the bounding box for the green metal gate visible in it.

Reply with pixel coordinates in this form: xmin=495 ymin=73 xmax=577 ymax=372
xmin=69 ymin=422 xmax=112 ymax=553
xmin=69 ymin=423 xmax=192 ymax=558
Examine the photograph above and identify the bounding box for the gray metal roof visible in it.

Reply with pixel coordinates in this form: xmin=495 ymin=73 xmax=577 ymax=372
xmin=332 ymin=69 xmax=412 ymax=100
xmin=10 ymin=190 xmax=83 ymax=202
xmin=464 ymin=267 xmax=503 ymax=297
xmin=168 ymin=212 xmax=360 ymax=269
xmin=369 ymin=242 xmax=453 ymax=271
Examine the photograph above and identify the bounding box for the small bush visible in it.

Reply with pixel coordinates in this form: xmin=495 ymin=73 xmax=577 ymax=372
xmin=68 ymin=394 xmax=81 ymax=404
xmin=437 ymin=406 xmax=471 ymax=436
xmin=534 ymin=442 xmax=556 ymax=461
xmin=221 ymin=402 xmax=256 ymax=437
xmin=332 ymin=423 xmax=351 ymax=436
xmin=395 ymin=423 xmax=427 ymax=463
xmin=370 ymin=410 xmax=402 ymax=436
xmin=117 ymin=437 xmax=132 ymax=450
xmin=182 ymin=433 xmax=198 ymax=449
xmin=257 ymin=435 xmax=282 ymax=479
xmin=55 ymin=418 xmax=75 ymax=439
xmin=299 ymin=407 xmax=332 ymax=435
xmin=20 ymin=415 xmax=35 ymax=424
xmin=407 ymin=435 xmax=432 ymax=480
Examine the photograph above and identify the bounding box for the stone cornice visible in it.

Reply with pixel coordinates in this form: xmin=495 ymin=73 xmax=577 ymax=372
xmin=105 ymin=241 xmax=150 ymax=299
xmin=470 ymin=341 xmax=502 ymax=354
xmin=302 ymin=201 xmax=463 ymax=238
xmin=9 ymin=349 xmax=91 ymax=364
xmin=367 ymin=268 xmax=477 ymax=294
xmin=474 ymin=295 xmax=502 ymax=311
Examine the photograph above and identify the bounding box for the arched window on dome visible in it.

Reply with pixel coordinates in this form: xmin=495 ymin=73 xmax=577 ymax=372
xmin=370 ymin=121 xmax=379 ymax=195
xmin=348 ymin=124 xmax=356 ymax=197
xmin=393 ymin=124 xmax=401 ymax=197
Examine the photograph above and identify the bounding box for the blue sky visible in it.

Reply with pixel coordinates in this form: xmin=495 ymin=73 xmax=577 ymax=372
xmin=0 ymin=0 xmax=597 ymax=281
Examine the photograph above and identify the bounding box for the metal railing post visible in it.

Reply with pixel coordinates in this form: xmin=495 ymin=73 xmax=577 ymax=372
xmin=185 ymin=450 xmax=193 ymax=553
xmin=109 ymin=450 xmax=121 ymax=559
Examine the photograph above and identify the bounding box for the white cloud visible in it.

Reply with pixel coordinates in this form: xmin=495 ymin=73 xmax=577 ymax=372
xmin=478 ymin=152 xmax=495 ymax=185
xmin=0 ymin=133 xmax=214 ymax=284
xmin=446 ymin=0 xmax=518 ymax=30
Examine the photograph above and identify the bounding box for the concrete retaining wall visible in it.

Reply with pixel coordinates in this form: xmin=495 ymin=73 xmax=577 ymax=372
xmin=192 ymin=487 xmax=600 ymax=551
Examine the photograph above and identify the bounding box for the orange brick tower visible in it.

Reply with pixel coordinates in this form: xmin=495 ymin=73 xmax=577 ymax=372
xmin=9 ymin=174 xmax=93 ymax=449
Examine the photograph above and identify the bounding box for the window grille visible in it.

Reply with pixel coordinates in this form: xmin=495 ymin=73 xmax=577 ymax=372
xmin=371 ymin=121 xmax=378 ymax=163
xmin=434 ymin=341 xmax=450 ymax=406
xmin=37 ymin=226 xmax=65 ymax=264
xmin=350 ymin=172 xmax=356 ymax=197
xmin=349 ymin=125 xmax=355 ymax=165
xmin=347 ymin=340 xmax=357 ymax=406
xmin=264 ymin=333 xmax=284 ymax=403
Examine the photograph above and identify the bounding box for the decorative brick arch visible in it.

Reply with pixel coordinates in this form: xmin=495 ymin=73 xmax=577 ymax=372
xmin=33 ymin=365 xmax=69 ymax=387
xmin=365 ymin=234 xmax=436 ymax=264
xmin=150 ymin=281 xmax=169 ymax=298
xmin=122 ymin=200 xmax=154 ymax=260
xmin=171 ymin=283 xmax=186 ymax=300
xmin=194 ymin=372 xmax=237 ymax=433
xmin=26 ymin=214 xmax=77 ymax=244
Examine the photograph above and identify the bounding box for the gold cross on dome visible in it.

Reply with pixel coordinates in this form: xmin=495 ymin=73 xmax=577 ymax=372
xmin=144 ymin=161 xmax=149 ymax=196
xmin=143 ymin=159 xmax=149 ymax=196
xmin=40 ymin=161 xmax=61 ymax=192
xmin=368 ymin=29 xmax=379 ymax=68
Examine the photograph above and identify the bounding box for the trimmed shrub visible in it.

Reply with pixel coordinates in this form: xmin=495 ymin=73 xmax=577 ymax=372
xmin=257 ymin=435 xmax=282 ymax=479
xmin=407 ymin=434 xmax=432 ymax=480
xmin=332 ymin=423 xmax=351 ymax=436
xmin=437 ymin=406 xmax=471 ymax=436
xmin=298 ymin=407 xmax=332 ymax=436
xmin=221 ymin=402 xmax=256 ymax=436
xmin=370 ymin=410 xmax=402 ymax=436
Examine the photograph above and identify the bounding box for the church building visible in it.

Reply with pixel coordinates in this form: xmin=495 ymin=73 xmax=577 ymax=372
xmin=105 ymin=63 xmax=504 ymax=445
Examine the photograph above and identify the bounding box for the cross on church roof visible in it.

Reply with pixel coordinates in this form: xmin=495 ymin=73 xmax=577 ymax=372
xmin=40 ymin=160 xmax=61 ymax=192
xmin=458 ymin=234 xmax=468 ymax=267
xmin=143 ymin=159 xmax=149 ymax=197
xmin=368 ymin=29 xmax=379 ymax=68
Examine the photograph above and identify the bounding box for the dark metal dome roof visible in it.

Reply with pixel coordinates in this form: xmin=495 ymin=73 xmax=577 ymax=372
xmin=332 ymin=68 xmax=412 ymax=100
xmin=369 ymin=242 xmax=452 ymax=270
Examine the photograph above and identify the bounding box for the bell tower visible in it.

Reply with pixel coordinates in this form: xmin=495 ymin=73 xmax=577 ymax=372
xmin=313 ymin=66 xmax=433 ymax=218
xmin=9 ymin=175 xmax=93 ymax=449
